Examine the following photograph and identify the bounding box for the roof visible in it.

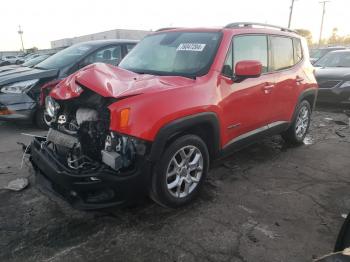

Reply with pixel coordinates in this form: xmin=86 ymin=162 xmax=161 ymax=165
xmin=74 ymin=39 xmax=139 ymax=46
xmin=154 ymin=22 xmax=299 ymax=37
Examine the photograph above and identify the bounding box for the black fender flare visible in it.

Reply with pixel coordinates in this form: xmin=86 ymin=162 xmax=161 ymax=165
xmin=290 ymin=88 xmax=318 ymax=123
xmin=149 ymin=112 xmax=221 ymax=162
xmin=297 ymin=88 xmax=318 ymax=111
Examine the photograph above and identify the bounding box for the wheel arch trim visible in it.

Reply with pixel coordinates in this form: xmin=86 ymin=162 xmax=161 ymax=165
xmin=149 ymin=112 xmax=221 ymax=162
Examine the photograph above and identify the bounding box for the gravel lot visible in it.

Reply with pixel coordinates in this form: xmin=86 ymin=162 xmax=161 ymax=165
xmin=1 ymin=105 xmax=350 ymax=262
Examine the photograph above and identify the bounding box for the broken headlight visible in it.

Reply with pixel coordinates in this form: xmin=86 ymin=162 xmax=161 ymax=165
xmin=101 ymin=132 xmax=147 ymax=171
xmin=45 ymin=96 xmax=60 ymax=118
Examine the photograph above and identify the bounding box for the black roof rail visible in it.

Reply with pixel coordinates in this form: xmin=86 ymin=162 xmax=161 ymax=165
xmin=155 ymin=27 xmax=180 ymax=32
xmin=224 ymin=22 xmax=297 ymax=33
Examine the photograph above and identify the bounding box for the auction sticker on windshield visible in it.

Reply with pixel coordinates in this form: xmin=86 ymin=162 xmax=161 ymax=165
xmin=177 ymin=43 xmax=206 ymax=52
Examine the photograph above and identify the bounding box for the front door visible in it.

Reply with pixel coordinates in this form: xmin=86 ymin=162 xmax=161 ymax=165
xmin=219 ymin=34 xmax=275 ymax=146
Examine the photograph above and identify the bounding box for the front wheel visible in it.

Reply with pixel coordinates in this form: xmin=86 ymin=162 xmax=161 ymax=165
xmin=150 ymin=135 xmax=209 ymax=208
xmin=282 ymin=100 xmax=311 ymax=145
xmin=34 ymin=108 xmax=52 ymax=130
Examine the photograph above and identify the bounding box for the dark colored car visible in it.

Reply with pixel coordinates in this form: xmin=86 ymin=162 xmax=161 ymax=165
xmin=315 ymin=50 xmax=350 ymax=104
xmin=310 ymin=46 xmax=346 ymax=64
xmin=29 ymin=23 xmax=318 ymax=209
xmin=0 ymin=40 xmax=138 ymax=128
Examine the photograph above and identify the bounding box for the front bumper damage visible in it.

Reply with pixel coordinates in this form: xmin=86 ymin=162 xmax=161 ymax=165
xmin=30 ymin=136 xmax=152 ymax=210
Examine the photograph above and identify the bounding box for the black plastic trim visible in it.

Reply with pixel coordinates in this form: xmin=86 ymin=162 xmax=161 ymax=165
xmin=149 ymin=112 xmax=221 ymax=161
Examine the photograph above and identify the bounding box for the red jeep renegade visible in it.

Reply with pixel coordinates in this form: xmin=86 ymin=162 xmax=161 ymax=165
xmin=29 ymin=23 xmax=318 ymax=209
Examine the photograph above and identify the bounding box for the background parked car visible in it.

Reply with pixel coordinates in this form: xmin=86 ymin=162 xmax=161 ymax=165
xmin=17 ymin=53 xmax=41 ymax=64
xmin=310 ymin=46 xmax=346 ymax=64
xmin=0 ymin=55 xmax=23 ymax=65
xmin=0 ymin=39 xmax=137 ymax=128
xmin=0 ymin=53 xmax=55 ymax=74
xmin=314 ymin=50 xmax=350 ymax=104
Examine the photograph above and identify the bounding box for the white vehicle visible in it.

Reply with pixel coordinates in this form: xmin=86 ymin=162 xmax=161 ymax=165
xmin=1 ymin=55 xmax=21 ymax=65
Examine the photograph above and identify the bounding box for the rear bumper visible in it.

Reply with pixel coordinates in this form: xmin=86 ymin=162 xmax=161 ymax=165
xmin=317 ymin=86 xmax=350 ymax=103
xmin=0 ymin=93 xmax=36 ymax=120
xmin=30 ymin=137 xmax=152 ymax=210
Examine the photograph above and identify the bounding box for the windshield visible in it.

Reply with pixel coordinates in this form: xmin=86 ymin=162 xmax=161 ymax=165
xmin=119 ymin=31 xmax=221 ymax=77
xmin=314 ymin=51 xmax=350 ymax=67
xmin=35 ymin=44 xmax=92 ymax=70
xmin=22 ymin=54 xmax=50 ymax=67
xmin=310 ymin=49 xmax=329 ymax=59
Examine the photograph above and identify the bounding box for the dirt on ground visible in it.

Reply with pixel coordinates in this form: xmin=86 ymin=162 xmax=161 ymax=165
xmin=1 ymin=105 xmax=350 ymax=262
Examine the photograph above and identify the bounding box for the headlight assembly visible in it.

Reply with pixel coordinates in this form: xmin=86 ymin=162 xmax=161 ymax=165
xmin=0 ymin=79 xmax=39 ymax=94
xmin=45 ymin=96 xmax=60 ymax=118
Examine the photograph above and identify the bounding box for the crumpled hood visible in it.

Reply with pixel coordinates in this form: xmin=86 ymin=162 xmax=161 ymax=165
xmin=50 ymin=63 xmax=195 ymax=100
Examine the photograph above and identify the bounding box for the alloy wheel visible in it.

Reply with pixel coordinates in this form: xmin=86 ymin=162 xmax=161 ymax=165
xmin=166 ymin=145 xmax=204 ymax=198
xmin=295 ymin=105 xmax=310 ymax=138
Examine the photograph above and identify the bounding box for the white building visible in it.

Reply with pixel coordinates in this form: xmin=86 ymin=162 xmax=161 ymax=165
xmin=51 ymin=29 xmax=152 ymax=48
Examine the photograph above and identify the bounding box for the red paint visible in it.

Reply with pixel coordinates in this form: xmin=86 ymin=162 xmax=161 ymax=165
xmin=235 ymin=60 xmax=262 ymax=77
xmin=39 ymin=79 xmax=63 ymax=106
xmin=52 ymin=28 xmax=318 ymax=148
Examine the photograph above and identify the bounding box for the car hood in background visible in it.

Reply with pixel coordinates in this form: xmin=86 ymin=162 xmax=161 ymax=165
xmin=314 ymin=67 xmax=350 ymax=81
xmin=0 ymin=67 xmax=59 ymax=86
xmin=50 ymin=63 xmax=195 ymax=100
xmin=0 ymin=65 xmax=21 ymax=74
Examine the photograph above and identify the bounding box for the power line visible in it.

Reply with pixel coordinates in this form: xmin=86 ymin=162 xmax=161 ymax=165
xmin=319 ymin=0 xmax=331 ymax=46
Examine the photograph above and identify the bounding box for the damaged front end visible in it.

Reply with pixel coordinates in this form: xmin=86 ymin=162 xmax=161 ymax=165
xmin=29 ymin=85 xmax=151 ymax=209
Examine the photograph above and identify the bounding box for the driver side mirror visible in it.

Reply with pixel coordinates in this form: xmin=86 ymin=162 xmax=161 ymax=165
xmin=234 ymin=60 xmax=262 ymax=80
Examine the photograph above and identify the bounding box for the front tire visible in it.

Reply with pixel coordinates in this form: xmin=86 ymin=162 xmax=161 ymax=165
xmin=150 ymin=135 xmax=209 ymax=208
xmin=34 ymin=108 xmax=51 ymax=130
xmin=282 ymin=100 xmax=311 ymax=145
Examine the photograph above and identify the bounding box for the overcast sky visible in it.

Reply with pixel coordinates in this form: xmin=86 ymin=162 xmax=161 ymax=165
xmin=0 ymin=0 xmax=349 ymax=51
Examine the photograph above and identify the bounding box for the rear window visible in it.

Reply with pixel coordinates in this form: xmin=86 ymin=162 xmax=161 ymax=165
xmin=293 ymin=38 xmax=303 ymax=64
xmin=270 ymin=36 xmax=294 ymax=71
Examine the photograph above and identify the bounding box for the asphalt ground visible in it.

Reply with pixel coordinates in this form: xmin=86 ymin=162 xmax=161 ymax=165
xmin=1 ymin=105 xmax=350 ymax=262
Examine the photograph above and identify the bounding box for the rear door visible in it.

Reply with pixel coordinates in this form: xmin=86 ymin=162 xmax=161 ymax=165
xmin=267 ymin=36 xmax=304 ymax=124
xmin=219 ymin=34 xmax=275 ymax=146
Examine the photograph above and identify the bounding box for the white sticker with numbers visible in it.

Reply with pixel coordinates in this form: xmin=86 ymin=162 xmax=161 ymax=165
xmin=176 ymin=43 xmax=206 ymax=52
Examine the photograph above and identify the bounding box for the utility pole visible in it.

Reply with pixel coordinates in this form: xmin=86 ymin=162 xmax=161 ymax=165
xmin=288 ymin=0 xmax=296 ymax=28
xmin=319 ymin=1 xmax=330 ymax=46
xmin=17 ymin=25 xmax=25 ymax=52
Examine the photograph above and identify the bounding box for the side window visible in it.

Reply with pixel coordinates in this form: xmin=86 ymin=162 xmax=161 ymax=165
xmin=126 ymin=44 xmax=136 ymax=53
xmin=270 ymin=36 xmax=294 ymax=71
xmin=82 ymin=45 xmax=122 ymax=67
xmin=233 ymin=35 xmax=268 ymax=73
xmin=222 ymin=45 xmax=233 ymax=77
xmin=293 ymin=38 xmax=303 ymax=64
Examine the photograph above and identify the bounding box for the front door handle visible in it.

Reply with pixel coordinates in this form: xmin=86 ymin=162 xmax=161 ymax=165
xmin=262 ymin=83 xmax=274 ymax=94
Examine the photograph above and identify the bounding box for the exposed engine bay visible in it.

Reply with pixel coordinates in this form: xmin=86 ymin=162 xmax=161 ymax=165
xmin=45 ymin=87 xmax=140 ymax=172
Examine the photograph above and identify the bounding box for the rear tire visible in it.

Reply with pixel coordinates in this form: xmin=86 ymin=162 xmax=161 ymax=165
xmin=150 ymin=135 xmax=209 ymax=208
xmin=282 ymin=100 xmax=311 ymax=145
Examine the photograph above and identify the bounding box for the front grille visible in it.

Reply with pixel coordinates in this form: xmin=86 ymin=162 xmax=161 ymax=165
xmin=318 ymin=80 xmax=342 ymax=89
